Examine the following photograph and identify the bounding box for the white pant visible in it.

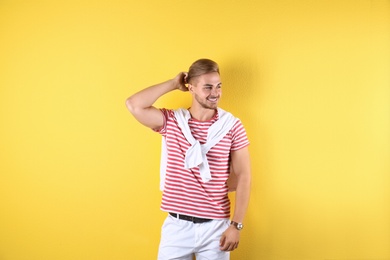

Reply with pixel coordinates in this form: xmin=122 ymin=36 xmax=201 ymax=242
xmin=158 ymin=214 xmax=230 ymax=260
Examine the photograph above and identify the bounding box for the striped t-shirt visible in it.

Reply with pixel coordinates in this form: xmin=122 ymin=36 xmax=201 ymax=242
xmin=157 ymin=108 xmax=249 ymax=219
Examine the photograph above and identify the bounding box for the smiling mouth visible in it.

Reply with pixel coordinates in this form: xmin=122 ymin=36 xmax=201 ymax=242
xmin=207 ymin=97 xmax=219 ymax=102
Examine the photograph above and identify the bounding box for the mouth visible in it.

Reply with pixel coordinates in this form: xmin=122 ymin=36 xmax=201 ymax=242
xmin=207 ymin=96 xmax=219 ymax=103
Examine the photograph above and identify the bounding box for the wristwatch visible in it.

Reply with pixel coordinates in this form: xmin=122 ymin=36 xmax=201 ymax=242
xmin=230 ymin=221 xmax=244 ymax=230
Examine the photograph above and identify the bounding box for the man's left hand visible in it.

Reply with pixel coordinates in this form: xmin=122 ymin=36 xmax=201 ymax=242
xmin=219 ymin=225 xmax=240 ymax=251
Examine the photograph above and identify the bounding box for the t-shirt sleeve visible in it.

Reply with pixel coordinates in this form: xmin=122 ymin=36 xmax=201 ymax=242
xmin=230 ymin=119 xmax=250 ymax=151
xmin=153 ymin=108 xmax=172 ymax=135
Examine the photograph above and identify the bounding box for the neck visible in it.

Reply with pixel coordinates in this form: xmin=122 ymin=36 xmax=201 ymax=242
xmin=188 ymin=107 xmax=217 ymax=121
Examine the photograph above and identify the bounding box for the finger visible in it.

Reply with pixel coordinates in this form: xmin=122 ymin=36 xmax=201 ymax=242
xmin=220 ymin=243 xmax=229 ymax=251
xmin=222 ymin=242 xmax=235 ymax=251
xmin=220 ymin=240 xmax=229 ymax=251
xmin=224 ymin=242 xmax=238 ymax=252
xmin=219 ymin=235 xmax=226 ymax=247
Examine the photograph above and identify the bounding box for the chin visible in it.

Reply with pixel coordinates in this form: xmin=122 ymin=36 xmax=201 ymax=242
xmin=201 ymin=104 xmax=218 ymax=110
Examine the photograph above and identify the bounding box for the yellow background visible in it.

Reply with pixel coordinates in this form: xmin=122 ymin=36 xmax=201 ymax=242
xmin=1 ymin=0 xmax=389 ymax=259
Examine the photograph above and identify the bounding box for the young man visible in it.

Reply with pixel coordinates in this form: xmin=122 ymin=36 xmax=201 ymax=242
xmin=126 ymin=59 xmax=251 ymax=260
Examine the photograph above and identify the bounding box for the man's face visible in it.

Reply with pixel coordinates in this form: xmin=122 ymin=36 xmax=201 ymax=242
xmin=190 ymin=72 xmax=222 ymax=110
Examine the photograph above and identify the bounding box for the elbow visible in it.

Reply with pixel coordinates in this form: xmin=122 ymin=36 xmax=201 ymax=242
xmin=238 ymin=170 xmax=251 ymax=187
xmin=243 ymin=172 xmax=252 ymax=187
xmin=125 ymin=96 xmax=137 ymax=114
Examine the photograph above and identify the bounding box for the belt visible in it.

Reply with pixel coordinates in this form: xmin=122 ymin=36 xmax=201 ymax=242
xmin=169 ymin=213 xmax=212 ymax=224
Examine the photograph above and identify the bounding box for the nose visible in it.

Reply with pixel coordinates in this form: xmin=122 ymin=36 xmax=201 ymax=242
xmin=211 ymin=87 xmax=219 ymax=96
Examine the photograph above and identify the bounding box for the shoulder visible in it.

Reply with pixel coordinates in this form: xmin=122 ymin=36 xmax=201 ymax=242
xmin=231 ymin=118 xmax=247 ymax=134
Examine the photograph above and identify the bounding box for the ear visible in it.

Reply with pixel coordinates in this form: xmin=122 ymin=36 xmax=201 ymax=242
xmin=188 ymin=84 xmax=194 ymax=93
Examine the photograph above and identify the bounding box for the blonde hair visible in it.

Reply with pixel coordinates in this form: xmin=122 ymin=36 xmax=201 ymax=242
xmin=187 ymin=59 xmax=219 ymax=84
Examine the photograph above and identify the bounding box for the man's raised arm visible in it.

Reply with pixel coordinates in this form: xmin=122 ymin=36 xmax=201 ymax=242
xmin=125 ymin=72 xmax=188 ymax=130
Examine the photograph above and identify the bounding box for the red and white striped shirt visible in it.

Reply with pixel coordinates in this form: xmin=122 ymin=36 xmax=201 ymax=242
xmin=156 ymin=108 xmax=249 ymax=219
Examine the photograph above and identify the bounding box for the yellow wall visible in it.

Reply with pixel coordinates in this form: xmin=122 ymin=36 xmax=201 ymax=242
xmin=1 ymin=0 xmax=389 ymax=259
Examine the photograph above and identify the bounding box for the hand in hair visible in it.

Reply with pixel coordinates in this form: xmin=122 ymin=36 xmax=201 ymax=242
xmin=173 ymin=72 xmax=189 ymax=92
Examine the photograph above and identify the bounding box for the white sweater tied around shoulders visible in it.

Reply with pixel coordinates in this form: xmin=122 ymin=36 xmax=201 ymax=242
xmin=159 ymin=108 xmax=238 ymax=191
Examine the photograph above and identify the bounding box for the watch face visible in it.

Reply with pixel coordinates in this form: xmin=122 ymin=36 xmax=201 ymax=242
xmin=231 ymin=221 xmax=244 ymax=230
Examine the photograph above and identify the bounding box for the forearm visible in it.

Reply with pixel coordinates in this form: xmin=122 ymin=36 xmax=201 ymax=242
xmin=126 ymin=79 xmax=177 ymax=112
xmin=220 ymin=169 xmax=250 ymax=251
xmin=125 ymin=72 xmax=187 ymax=129
xmin=231 ymin=171 xmax=251 ymax=223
